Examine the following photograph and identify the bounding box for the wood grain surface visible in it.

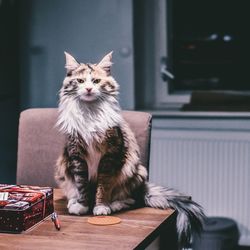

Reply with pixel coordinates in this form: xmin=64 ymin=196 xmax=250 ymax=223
xmin=0 ymin=189 xmax=176 ymax=250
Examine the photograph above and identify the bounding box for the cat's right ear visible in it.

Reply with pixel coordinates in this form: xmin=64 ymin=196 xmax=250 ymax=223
xmin=98 ymin=51 xmax=113 ymax=75
xmin=64 ymin=52 xmax=79 ymax=75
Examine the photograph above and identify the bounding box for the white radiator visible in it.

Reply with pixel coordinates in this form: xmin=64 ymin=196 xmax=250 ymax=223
xmin=149 ymin=129 xmax=250 ymax=246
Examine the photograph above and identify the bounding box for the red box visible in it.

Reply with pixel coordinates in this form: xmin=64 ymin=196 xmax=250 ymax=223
xmin=0 ymin=184 xmax=54 ymax=233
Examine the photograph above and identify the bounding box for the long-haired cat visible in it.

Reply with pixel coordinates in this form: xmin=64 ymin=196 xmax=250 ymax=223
xmin=55 ymin=51 xmax=205 ymax=248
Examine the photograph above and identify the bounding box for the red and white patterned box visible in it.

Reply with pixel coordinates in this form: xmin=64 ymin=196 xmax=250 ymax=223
xmin=0 ymin=184 xmax=54 ymax=233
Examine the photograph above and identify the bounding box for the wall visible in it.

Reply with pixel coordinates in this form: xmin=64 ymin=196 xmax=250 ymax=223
xmin=19 ymin=0 xmax=134 ymax=110
xmin=0 ymin=0 xmax=134 ymax=183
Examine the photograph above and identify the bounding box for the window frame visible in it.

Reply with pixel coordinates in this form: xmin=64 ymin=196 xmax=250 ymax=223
xmin=146 ymin=0 xmax=250 ymax=111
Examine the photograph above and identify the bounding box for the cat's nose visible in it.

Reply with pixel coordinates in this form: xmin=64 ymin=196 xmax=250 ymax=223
xmin=86 ymin=88 xmax=92 ymax=93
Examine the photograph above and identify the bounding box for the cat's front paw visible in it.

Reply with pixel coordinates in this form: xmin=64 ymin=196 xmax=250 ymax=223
xmin=67 ymin=199 xmax=89 ymax=215
xmin=93 ymin=204 xmax=111 ymax=215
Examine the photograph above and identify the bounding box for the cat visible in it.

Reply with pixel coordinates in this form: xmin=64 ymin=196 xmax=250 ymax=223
xmin=55 ymin=51 xmax=205 ymax=247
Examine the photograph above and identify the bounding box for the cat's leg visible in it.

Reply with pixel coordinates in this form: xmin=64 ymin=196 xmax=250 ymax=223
xmin=93 ymin=173 xmax=113 ymax=215
xmin=109 ymin=198 xmax=135 ymax=212
xmin=109 ymin=164 xmax=147 ymax=213
xmin=93 ymin=175 xmax=136 ymax=214
xmin=93 ymin=179 xmax=136 ymax=214
xmin=62 ymin=176 xmax=89 ymax=215
xmin=68 ymin=157 xmax=91 ymax=215
xmin=56 ymin=153 xmax=90 ymax=215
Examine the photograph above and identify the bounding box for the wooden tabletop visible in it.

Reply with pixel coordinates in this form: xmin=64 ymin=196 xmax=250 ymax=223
xmin=0 ymin=189 xmax=176 ymax=250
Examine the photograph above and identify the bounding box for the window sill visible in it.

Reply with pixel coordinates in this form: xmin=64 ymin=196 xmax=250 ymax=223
xmin=141 ymin=109 xmax=250 ymax=119
xmin=136 ymin=109 xmax=250 ymax=131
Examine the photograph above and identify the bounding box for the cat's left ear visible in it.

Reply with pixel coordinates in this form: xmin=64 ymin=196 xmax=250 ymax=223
xmin=98 ymin=51 xmax=113 ymax=75
xmin=64 ymin=51 xmax=80 ymax=74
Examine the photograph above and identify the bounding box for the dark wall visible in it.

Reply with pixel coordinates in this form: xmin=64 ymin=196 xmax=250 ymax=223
xmin=0 ymin=0 xmax=19 ymax=184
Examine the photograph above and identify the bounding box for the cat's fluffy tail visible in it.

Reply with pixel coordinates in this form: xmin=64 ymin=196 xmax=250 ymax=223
xmin=144 ymin=182 xmax=205 ymax=247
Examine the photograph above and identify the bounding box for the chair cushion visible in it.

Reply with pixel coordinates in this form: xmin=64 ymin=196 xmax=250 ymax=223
xmin=16 ymin=108 xmax=152 ymax=187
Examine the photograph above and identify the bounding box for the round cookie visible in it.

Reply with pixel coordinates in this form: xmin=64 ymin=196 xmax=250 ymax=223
xmin=87 ymin=216 xmax=121 ymax=225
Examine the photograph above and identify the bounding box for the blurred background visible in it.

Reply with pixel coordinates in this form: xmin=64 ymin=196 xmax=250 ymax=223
xmin=0 ymin=0 xmax=250 ymax=248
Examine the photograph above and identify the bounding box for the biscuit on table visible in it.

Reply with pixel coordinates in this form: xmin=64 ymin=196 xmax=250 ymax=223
xmin=87 ymin=216 xmax=121 ymax=225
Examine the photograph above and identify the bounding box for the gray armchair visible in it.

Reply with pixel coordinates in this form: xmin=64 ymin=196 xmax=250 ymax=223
xmin=16 ymin=108 xmax=152 ymax=187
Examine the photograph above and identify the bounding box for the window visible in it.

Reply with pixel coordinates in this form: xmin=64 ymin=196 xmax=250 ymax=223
xmin=134 ymin=0 xmax=250 ymax=111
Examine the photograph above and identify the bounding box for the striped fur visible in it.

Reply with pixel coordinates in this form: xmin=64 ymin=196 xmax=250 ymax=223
xmin=55 ymin=52 xmax=205 ymax=248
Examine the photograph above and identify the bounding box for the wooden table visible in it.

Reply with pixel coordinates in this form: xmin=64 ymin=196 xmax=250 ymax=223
xmin=0 ymin=189 xmax=178 ymax=250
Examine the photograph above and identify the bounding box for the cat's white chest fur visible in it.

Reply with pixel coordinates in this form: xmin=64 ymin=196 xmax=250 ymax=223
xmin=57 ymin=96 xmax=122 ymax=144
xmin=86 ymin=143 xmax=102 ymax=180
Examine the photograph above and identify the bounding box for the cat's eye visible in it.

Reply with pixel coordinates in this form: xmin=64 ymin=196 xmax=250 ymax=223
xmin=93 ymin=79 xmax=101 ymax=84
xmin=77 ymin=78 xmax=85 ymax=83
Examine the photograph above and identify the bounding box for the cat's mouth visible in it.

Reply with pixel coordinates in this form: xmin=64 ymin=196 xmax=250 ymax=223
xmin=80 ymin=93 xmax=97 ymax=102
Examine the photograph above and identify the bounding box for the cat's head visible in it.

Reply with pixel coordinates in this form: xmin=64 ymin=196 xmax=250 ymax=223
xmin=60 ymin=52 xmax=119 ymax=102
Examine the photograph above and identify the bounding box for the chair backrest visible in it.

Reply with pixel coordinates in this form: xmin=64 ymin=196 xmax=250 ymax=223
xmin=16 ymin=108 xmax=152 ymax=187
